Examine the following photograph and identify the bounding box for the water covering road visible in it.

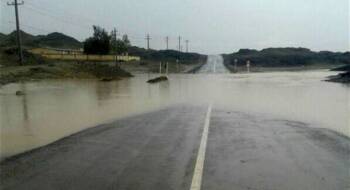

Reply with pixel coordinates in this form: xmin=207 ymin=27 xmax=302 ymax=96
xmin=196 ymin=55 xmax=229 ymax=73
xmin=1 ymin=104 xmax=349 ymax=190
xmin=0 ymin=70 xmax=349 ymax=190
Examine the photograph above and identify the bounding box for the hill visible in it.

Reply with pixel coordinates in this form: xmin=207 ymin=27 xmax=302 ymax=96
xmin=128 ymin=46 xmax=206 ymax=64
xmin=0 ymin=30 xmax=37 ymax=47
xmin=34 ymin=32 xmax=82 ymax=49
xmin=0 ymin=31 xmax=205 ymax=63
xmin=0 ymin=30 xmax=82 ymax=49
xmin=0 ymin=33 xmax=6 ymax=41
xmin=223 ymin=48 xmax=350 ymax=68
xmin=331 ymin=64 xmax=350 ymax=72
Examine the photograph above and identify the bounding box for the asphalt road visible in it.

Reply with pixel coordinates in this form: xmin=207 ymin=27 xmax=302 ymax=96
xmin=1 ymin=105 xmax=349 ymax=190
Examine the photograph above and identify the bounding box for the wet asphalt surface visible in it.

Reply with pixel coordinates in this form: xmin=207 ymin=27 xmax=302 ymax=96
xmin=0 ymin=105 xmax=349 ymax=190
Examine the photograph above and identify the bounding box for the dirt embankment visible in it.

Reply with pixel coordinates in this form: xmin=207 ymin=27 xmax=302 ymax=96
xmin=0 ymin=62 xmax=132 ymax=86
xmin=0 ymin=47 xmax=133 ymax=86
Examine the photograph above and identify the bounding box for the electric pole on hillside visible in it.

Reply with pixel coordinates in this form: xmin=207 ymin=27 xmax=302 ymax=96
xmin=145 ymin=34 xmax=151 ymax=50
xmin=185 ymin=40 xmax=189 ymax=53
xmin=165 ymin=36 xmax=169 ymax=50
xmin=7 ymin=0 xmax=24 ymax=65
xmin=178 ymin=36 xmax=181 ymax=52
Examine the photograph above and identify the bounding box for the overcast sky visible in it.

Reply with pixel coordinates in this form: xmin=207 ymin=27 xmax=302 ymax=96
xmin=1 ymin=0 xmax=349 ymax=54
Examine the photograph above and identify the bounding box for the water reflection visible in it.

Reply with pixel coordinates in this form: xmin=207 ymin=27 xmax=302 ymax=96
xmin=0 ymin=71 xmax=349 ymax=160
xmin=20 ymin=83 xmax=29 ymax=121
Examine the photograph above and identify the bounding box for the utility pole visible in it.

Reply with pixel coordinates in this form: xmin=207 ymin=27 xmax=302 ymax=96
xmin=111 ymin=28 xmax=117 ymax=54
xmin=234 ymin=59 xmax=238 ymax=73
xmin=146 ymin=34 xmax=151 ymax=50
xmin=185 ymin=40 xmax=189 ymax=53
xmin=165 ymin=36 xmax=169 ymax=50
xmin=113 ymin=28 xmax=118 ymax=40
xmin=159 ymin=62 xmax=162 ymax=74
xmin=7 ymin=0 xmax=24 ymax=65
xmin=178 ymin=36 xmax=181 ymax=52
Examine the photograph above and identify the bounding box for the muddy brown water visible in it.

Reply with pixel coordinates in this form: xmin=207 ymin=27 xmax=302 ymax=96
xmin=0 ymin=71 xmax=349 ymax=160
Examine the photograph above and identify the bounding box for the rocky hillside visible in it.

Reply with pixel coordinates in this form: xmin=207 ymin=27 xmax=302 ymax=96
xmin=223 ymin=48 xmax=350 ymax=67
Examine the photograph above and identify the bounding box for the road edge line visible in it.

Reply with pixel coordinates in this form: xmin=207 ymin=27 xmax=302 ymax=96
xmin=190 ymin=104 xmax=212 ymax=190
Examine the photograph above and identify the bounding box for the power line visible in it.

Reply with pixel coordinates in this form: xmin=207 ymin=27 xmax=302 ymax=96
xmin=6 ymin=20 xmax=53 ymax=33
xmin=23 ymin=4 xmax=91 ymax=30
xmin=26 ymin=1 xmax=97 ymax=26
xmin=25 ymin=1 xmax=152 ymax=42
xmin=7 ymin=0 xmax=24 ymax=65
xmin=6 ymin=2 xmax=195 ymax=52
xmin=22 ymin=2 xmax=193 ymax=51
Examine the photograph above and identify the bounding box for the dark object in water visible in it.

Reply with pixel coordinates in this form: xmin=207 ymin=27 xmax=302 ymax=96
xmin=100 ymin=78 xmax=114 ymax=82
xmin=15 ymin=91 xmax=25 ymax=96
xmin=147 ymin=76 xmax=168 ymax=83
xmin=327 ymin=72 xmax=350 ymax=83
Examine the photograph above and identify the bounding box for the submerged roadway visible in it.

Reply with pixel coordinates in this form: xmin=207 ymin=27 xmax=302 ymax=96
xmin=1 ymin=57 xmax=349 ymax=190
xmin=1 ymin=104 xmax=349 ymax=190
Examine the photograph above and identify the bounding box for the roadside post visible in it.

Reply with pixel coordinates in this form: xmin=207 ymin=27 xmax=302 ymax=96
xmin=234 ymin=59 xmax=238 ymax=72
xmin=159 ymin=62 xmax=162 ymax=74
xmin=166 ymin=62 xmax=169 ymax=76
xmin=246 ymin=60 xmax=251 ymax=73
xmin=115 ymin=55 xmax=119 ymax=68
xmin=176 ymin=59 xmax=179 ymax=72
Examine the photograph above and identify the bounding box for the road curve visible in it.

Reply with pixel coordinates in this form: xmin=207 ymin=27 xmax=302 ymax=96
xmin=0 ymin=105 xmax=349 ymax=190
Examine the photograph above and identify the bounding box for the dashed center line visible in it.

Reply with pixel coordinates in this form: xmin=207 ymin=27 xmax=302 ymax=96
xmin=190 ymin=104 xmax=212 ymax=190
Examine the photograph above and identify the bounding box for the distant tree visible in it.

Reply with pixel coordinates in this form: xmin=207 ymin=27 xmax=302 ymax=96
xmin=113 ymin=34 xmax=131 ymax=55
xmin=110 ymin=28 xmax=118 ymax=53
xmin=115 ymin=39 xmax=128 ymax=55
xmin=83 ymin=26 xmax=110 ymax=55
xmin=122 ymin=34 xmax=130 ymax=46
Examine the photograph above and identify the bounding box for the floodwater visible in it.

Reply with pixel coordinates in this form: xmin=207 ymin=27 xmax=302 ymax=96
xmin=197 ymin=55 xmax=229 ymax=73
xmin=0 ymin=70 xmax=349 ymax=160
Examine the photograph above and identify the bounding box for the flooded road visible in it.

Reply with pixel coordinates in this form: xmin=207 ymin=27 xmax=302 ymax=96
xmin=0 ymin=70 xmax=349 ymax=160
xmin=197 ymin=55 xmax=229 ymax=73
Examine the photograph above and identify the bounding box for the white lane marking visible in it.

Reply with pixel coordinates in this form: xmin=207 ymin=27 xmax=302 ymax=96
xmin=190 ymin=104 xmax=212 ymax=190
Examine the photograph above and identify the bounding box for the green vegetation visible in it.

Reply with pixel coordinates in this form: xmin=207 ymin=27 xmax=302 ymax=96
xmin=84 ymin=26 xmax=131 ymax=55
xmin=83 ymin=26 xmax=111 ymax=55
xmin=223 ymin=48 xmax=350 ymax=68
xmin=110 ymin=28 xmax=130 ymax=55
xmin=82 ymin=25 xmax=206 ymax=66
